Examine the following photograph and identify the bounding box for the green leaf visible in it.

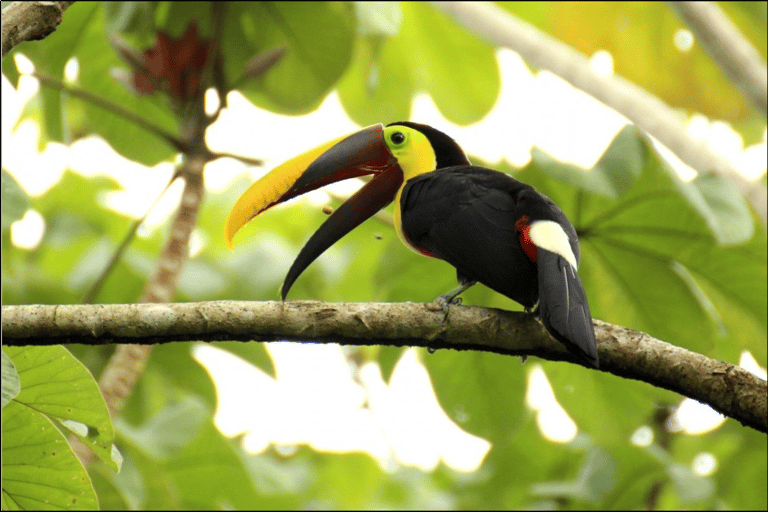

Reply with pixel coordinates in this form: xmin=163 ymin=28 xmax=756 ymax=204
xmin=337 ymin=13 xmax=414 ymax=125
xmin=4 ymin=345 xmax=119 ymax=472
xmin=73 ymin=7 xmax=180 ymax=165
xmin=211 ymin=342 xmax=276 ymax=379
xmin=1 ymin=349 xmax=21 ymax=408
xmin=515 ymin=126 xmax=766 ymax=362
xmin=109 ymin=407 xmax=282 ymax=509
xmin=423 ymin=349 xmax=526 ymax=443
xmin=229 ymin=2 xmax=356 ymax=114
xmin=531 ymin=447 xmax=617 ymax=503
xmin=116 ymin=395 xmax=208 ymax=461
xmin=690 ymin=174 xmax=754 ymax=245
xmin=2 ymin=401 xmax=98 ymax=510
xmin=666 ymin=462 xmax=714 ymax=503
xmin=354 ymin=2 xmax=402 ymax=37
xmin=375 ymin=345 xmax=406 ymax=383
xmin=405 ymin=3 xmax=500 ymax=125
xmin=339 ymin=2 xmax=500 ymax=126
xmin=3 ymin=170 xmax=148 ymax=306
xmin=164 ymin=423 xmax=290 ymax=509
xmin=716 ymin=423 xmax=768 ymax=510
xmin=311 ymin=452 xmax=387 ymax=508
xmin=1 ymin=170 xmax=29 ymax=233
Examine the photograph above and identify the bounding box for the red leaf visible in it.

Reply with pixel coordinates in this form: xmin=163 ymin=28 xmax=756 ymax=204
xmin=131 ymin=21 xmax=212 ymax=103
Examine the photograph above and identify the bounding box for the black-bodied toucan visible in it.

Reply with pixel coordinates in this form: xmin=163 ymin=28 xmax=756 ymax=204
xmin=225 ymin=122 xmax=599 ymax=368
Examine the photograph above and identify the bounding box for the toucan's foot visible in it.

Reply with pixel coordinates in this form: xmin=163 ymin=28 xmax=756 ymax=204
xmin=432 ymin=280 xmax=477 ymax=321
xmin=433 ymin=293 xmax=463 ymax=320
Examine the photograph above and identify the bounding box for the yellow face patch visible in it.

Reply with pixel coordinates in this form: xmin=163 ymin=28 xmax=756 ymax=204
xmin=383 ymin=125 xmax=437 ymax=180
xmin=383 ymin=125 xmax=439 ymax=253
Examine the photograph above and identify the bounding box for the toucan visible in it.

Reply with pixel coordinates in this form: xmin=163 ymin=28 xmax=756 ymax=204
xmin=225 ymin=122 xmax=599 ymax=368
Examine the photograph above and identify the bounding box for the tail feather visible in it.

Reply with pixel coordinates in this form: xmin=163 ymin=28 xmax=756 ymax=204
xmin=537 ymin=249 xmax=599 ymax=368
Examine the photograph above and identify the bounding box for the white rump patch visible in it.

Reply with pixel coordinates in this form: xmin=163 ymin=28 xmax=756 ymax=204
xmin=529 ymin=220 xmax=578 ymax=269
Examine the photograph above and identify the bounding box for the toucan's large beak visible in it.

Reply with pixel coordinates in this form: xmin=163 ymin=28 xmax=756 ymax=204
xmin=224 ymin=123 xmax=403 ymax=299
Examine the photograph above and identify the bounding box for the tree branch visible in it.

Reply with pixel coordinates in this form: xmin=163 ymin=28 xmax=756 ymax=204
xmin=1 ymin=1 xmax=75 ymax=59
xmin=670 ymin=1 xmax=768 ymax=116
xmin=430 ymin=2 xmax=767 ymax=226
xmin=3 ymin=301 xmax=765 ymax=433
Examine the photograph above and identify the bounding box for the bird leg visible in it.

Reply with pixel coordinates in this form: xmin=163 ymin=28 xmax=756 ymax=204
xmin=433 ymin=280 xmax=477 ymax=320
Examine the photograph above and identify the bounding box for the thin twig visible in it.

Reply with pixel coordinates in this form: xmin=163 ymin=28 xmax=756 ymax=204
xmin=33 ymin=72 xmax=187 ymax=153
xmin=81 ymin=174 xmax=183 ymax=304
xmin=206 ymin=150 xmax=264 ymax=167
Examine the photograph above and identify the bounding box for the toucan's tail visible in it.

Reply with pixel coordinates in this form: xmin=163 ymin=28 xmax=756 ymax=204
xmin=537 ymin=249 xmax=599 ymax=368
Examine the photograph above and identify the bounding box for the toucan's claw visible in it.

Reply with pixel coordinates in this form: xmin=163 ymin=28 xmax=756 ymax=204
xmin=432 ymin=280 xmax=477 ymax=321
xmin=433 ymin=293 xmax=462 ymax=321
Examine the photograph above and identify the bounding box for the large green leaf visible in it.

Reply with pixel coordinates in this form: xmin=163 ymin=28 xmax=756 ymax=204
xmin=127 ymin=1 xmax=357 ymax=113
xmin=715 ymin=421 xmax=768 ymax=510
xmin=303 ymin=449 xmax=461 ymax=509
xmin=423 ymin=349 xmax=527 ymax=443
xmin=2 ymin=401 xmax=98 ymax=510
xmin=336 ymin=2 xmax=416 ymax=125
xmin=339 ymin=2 xmax=500 ymax=126
xmin=226 ymin=2 xmax=356 ymax=114
xmin=3 ymin=346 xmax=119 ymax=472
xmin=514 ymin=126 xmax=766 ymax=364
xmin=1 ymin=350 xmax=21 ymax=408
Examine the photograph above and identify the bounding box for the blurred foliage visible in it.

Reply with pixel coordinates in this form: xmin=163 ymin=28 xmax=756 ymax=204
xmin=337 ymin=2 xmax=500 ymax=126
xmin=502 ymin=2 xmax=767 ymax=143
xmin=2 ymin=1 xmax=766 ymax=510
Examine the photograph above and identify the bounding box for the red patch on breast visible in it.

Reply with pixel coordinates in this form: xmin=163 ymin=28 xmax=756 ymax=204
xmin=407 ymin=238 xmax=437 ymax=259
xmin=515 ymin=215 xmax=538 ymax=264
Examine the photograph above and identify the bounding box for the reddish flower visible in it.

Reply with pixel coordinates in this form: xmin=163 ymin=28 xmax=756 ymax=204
xmin=134 ymin=22 xmax=211 ymax=103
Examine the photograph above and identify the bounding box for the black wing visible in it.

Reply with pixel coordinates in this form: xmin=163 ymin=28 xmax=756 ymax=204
xmin=401 ymin=166 xmax=598 ymax=367
xmin=399 ymin=166 xmax=539 ymax=308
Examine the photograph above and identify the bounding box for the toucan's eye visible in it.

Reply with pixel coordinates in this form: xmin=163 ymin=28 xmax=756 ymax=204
xmin=390 ymin=132 xmax=406 ymax=145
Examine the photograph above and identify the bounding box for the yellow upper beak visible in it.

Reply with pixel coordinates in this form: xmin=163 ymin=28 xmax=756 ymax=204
xmin=225 ymin=133 xmax=348 ymax=250
xmin=224 ymin=123 xmax=399 ymax=250
xmin=224 ymin=123 xmax=405 ymax=299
